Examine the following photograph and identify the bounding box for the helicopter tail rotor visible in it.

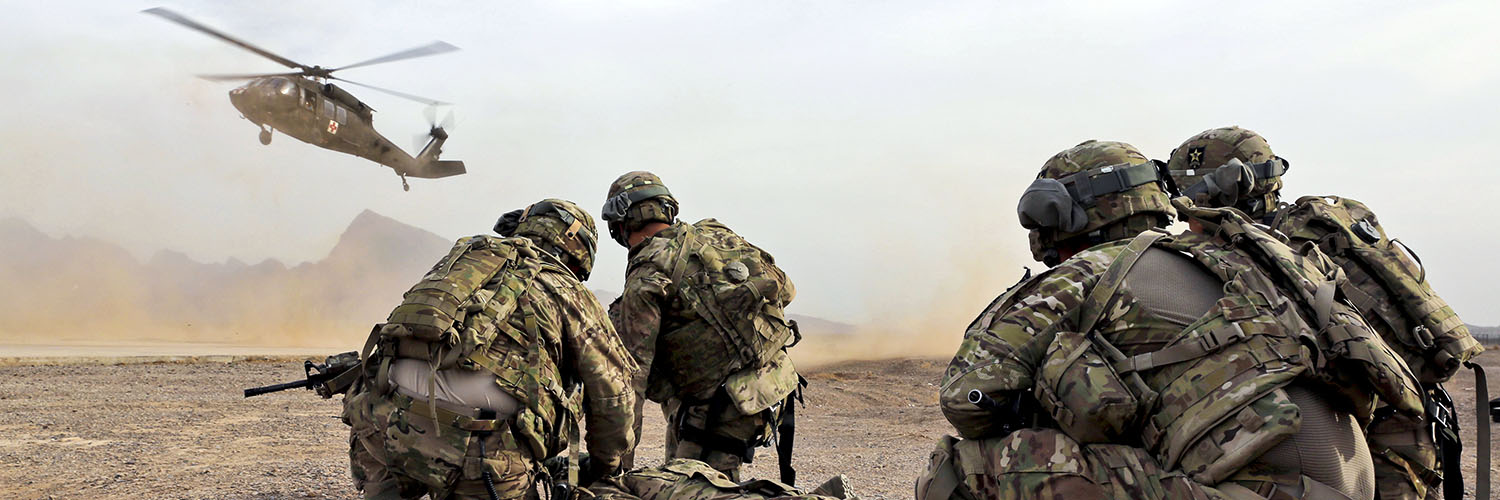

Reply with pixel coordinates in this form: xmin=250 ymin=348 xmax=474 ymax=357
xmin=413 ymin=107 xmax=456 ymax=153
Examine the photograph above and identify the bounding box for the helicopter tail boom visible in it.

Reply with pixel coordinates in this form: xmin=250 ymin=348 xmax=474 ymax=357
xmin=407 ymin=160 xmax=466 ymax=179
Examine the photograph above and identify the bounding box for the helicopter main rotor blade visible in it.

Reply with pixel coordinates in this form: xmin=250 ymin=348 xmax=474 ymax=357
xmin=332 ymin=77 xmax=449 ymax=106
xmin=331 ymin=41 xmax=460 ymax=73
xmin=142 ymin=8 xmax=310 ymax=72
xmin=197 ymin=71 xmax=303 ymax=82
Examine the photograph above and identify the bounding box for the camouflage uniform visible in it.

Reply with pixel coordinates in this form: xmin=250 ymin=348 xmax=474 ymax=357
xmin=586 ymin=459 xmax=856 ymax=500
xmin=605 ymin=172 xmax=802 ymax=481
xmin=344 ymin=199 xmax=637 ymax=500
xmin=924 ymin=141 xmax=1422 ymax=500
xmin=1168 ymin=127 xmax=1483 ymax=500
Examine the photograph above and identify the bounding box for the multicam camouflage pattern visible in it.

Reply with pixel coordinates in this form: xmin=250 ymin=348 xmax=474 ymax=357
xmin=347 ymin=390 xmax=537 ymax=499
xmin=605 ymin=171 xmax=679 ymax=242
xmin=1270 ymin=195 xmax=1480 ymax=383
xmin=588 ymin=459 xmax=853 ymax=500
xmin=661 ymin=394 xmax=783 ymax=481
xmin=1028 ymin=140 xmax=1176 ymax=263
xmin=616 ymin=218 xmax=799 ymax=479
xmin=941 ymin=201 xmax=1422 ymax=488
xmin=617 ymin=218 xmax=797 ymax=403
xmin=345 ymin=235 xmax=637 ymax=499
xmin=513 ymin=198 xmax=600 ymax=281
xmin=1268 ymin=195 xmax=1478 ymax=499
xmin=1166 ymin=127 xmax=1282 ymax=219
xmin=1367 ymin=411 xmax=1441 ymax=500
xmin=1175 ymin=201 xmax=1423 ymax=416
xmin=914 ymin=431 xmax=1247 ymax=500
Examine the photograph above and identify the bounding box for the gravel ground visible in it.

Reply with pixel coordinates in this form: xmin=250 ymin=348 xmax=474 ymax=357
xmin=1 ymin=352 xmax=1495 ymax=499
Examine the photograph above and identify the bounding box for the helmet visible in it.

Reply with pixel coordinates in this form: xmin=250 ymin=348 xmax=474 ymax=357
xmin=1166 ymin=126 xmax=1289 ymax=218
xmin=494 ymin=198 xmax=598 ymax=280
xmin=1018 ymin=140 xmax=1176 ymax=265
xmin=601 ymin=171 xmax=678 ymax=247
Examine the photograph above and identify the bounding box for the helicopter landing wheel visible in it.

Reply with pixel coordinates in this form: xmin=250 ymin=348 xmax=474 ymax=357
xmin=400 ymin=175 xmax=410 ymax=192
xmin=258 ymin=129 xmax=272 ymax=145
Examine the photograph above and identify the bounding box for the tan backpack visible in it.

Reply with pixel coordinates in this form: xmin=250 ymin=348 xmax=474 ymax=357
xmin=1271 ymin=195 xmax=1481 ymax=382
xmin=656 ymin=219 xmax=798 ymax=400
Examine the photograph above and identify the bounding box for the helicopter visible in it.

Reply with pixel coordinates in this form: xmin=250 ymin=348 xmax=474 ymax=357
xmin=145 ymin=7 xmax=465 ymax=191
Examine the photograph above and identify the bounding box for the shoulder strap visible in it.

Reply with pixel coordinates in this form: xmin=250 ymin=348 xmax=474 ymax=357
xmin=1076 ymin=230 xmax=1167 ymax=334
xmin=665 ymin=223 xmax=706 ymax=287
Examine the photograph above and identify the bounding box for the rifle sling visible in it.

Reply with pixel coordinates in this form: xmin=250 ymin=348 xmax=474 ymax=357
xmin=1468 ymin=362 xmax=1490 ymax=500
xmin=776 ymin=384 xmax=801 ymax=486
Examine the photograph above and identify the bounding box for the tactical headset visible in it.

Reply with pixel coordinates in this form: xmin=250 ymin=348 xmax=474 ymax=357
xmin=1018 ymin=160 xmax=1177 ymax=265
xmin=1174 ymin=156 xmax=1289 ymax=216
xmin=600 ymin=183 xmax=677 ymax=247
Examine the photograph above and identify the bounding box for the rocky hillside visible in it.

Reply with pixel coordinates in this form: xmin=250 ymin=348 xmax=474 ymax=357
xmin=0 ymin=211 xmax=451 ymax=346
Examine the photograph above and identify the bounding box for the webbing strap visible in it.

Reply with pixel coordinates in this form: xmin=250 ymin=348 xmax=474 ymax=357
xmin=1469 ymin=362 xmax=1490 ymax=500
xmin=1312 ymin=280 xmax=1336 ymax=330
xmin=1060 ymin=162 xmax=1164 ymax=208
xmin=776 ymin=387 xmax=800 ymax=486
xmin=1114 ymin=323 xmax=1247 ymax=374
xmin=1077 ymin=230 xmax=1167 ymax=334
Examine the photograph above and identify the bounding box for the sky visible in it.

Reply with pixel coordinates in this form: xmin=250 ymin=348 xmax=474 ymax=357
xmin=3 ymin=1 xmax=1499 ymax=328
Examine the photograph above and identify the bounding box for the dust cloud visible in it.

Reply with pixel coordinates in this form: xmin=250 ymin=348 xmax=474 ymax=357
xmin=0 ymin=211 xmax=450 ymax=351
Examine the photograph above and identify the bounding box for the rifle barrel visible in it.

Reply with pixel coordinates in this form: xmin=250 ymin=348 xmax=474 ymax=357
xmin=243 ymin=379 xmax=314 ymax=398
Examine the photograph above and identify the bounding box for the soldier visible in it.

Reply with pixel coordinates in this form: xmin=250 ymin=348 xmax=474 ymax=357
xmin=342 ymin=199 xmax=637 ymax=500
xmin=602 ymin=171 xmax=803 ymax=482
xmin=543 ymin=457 xmax=857 ymax=500
xmin=920 ymin=140 xmax=1423 ymax=499
xmin=1166 ymin=127 xmax=1483 ymax=500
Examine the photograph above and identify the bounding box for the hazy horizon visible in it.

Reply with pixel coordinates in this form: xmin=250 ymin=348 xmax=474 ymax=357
xmin=5 ymin=1 xmax=1499 ymax=332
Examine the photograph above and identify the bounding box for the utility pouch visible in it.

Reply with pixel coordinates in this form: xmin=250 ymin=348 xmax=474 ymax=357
xmin=1034 ymin=329 xmax=1144 ymax=443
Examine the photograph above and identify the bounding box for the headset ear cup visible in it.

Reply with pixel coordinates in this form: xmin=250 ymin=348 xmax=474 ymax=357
xmin=495 ymin=209 xmax=525 ymax=236
xmin=1018 ymin=178 xmax=1088 ymax=233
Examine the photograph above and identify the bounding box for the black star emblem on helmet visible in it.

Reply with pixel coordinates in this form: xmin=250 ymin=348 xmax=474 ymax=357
xmin=1187 ymin=146 xmax=1205 ymax=169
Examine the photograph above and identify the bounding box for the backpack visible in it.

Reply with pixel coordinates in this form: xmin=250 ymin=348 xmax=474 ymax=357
xmin=1270 ymin=196 xmax=1481 ymax=382
xmin=372 ymin=235 xmax=578 ymax=459
xmin=381 ymin=235 xmax=540 ymax=368
xmin=656 ymin=219 xmax=797 ymax=400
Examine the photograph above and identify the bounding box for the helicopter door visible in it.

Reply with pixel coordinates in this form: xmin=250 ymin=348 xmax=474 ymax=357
xmin=302 ymin=88 xmax=315 ymax=110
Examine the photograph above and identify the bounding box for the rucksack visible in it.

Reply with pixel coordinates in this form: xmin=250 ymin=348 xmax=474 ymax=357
xmin=381 ymin=235 xmax=541 ymax=369
xmin=371 ymin=235 xmax=579 ymax=459
xmin=656 ymin=219 xmax=797 ymax=400
xmin=1270 ymin=196 xmax=1481 ymax=382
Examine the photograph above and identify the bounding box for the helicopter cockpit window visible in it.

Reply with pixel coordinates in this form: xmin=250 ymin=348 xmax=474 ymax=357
xmin=302 ymin=89 xmax=316 ymax=110
xmin=277 ymin=79 xmax=296 ymax=96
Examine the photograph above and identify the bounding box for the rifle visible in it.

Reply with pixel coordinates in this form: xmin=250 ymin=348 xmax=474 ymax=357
xmin=243 ymin=351 xmax=361 ymax=399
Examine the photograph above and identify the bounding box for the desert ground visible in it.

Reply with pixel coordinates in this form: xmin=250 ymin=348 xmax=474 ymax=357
xmin=2 ymin=350 xmax=1496 ymax=500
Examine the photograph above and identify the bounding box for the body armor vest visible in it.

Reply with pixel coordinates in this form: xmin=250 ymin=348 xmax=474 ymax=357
xmin=1036 ymin=202 xmax=1421 ymax=484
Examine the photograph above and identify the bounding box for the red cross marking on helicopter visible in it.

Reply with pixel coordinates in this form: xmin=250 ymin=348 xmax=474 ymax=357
xmin=327 ymin=120 xmax=339 ymax=134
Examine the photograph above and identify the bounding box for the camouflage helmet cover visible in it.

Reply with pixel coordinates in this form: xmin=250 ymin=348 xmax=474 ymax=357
xmin=1025 ymin=140 xmax=1176 ymax=263
xmin=497 ymin=198 xmax=599 ymax=280
xmin=602 ymin=171 xmax=678 ymax=246
xmin=1166 ymin=126 xmax=1286 ymax=217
